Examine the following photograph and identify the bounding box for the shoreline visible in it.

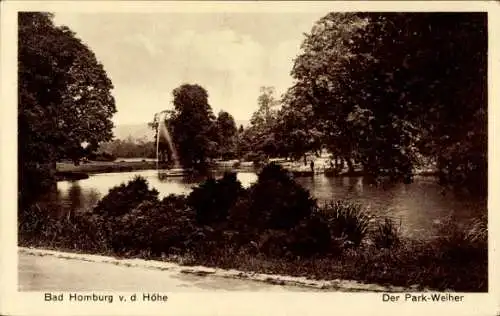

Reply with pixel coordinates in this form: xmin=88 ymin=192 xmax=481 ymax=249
xmin=56 ymin=160 xmax=439 ymax=181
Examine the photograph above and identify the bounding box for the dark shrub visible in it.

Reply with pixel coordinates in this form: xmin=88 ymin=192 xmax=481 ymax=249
xmin=319 ymin=200 xmax=370 ymax=247
xmin=373 ymin=218 xmax=401 ymax=249
xmin=19 ymin=202 xmax=110 ymax=253
xmin=247 ymin=163 xmax=317 ymax=230
xmin=258 ymin=230 xmax=290 ymax=258
xmin=94 ymin=176 xmax=159 ymax=217
xmin=88 ymin=151 xmax=116 ymax=161
xmin=109 ymin=194 xmax=195 ymax=256
xmin=432 ymin=217 xmax=487 ymax=265
xmin=187 ymin=172 xmax=244 ymax=225
xmin=287 ymin=213 xmax=334 ymax=257
xmin=243 ymin=151 xmax=268 ymax=167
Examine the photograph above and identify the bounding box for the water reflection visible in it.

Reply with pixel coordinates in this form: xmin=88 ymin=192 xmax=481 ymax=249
xmin=50 ymin=171 xmax=485 ymax=239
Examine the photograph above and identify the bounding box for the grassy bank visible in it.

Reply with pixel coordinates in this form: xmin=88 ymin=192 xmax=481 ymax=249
xmin=57 ymin=160 xmax=158 ymax=174
xmin=57 ymin=159 xmax=437 ymax=179
xmin=20 ymin=163 xmax=486 ymax=291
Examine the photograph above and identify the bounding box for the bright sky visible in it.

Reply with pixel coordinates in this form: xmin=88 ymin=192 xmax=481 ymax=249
xmin=53 ymin=12 xmax=327 ymax=125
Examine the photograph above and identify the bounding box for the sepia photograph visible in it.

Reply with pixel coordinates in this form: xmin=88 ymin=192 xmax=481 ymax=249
xmin=1 ymin=1 xmax=499 ymax=315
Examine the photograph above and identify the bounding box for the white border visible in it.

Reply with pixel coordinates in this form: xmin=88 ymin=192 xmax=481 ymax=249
xmin=1 ymin=1 xmax=499 ymax=315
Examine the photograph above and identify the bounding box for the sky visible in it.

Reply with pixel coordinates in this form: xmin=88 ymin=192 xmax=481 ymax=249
xmin=52 ymin=12 xmax=327 ymax=125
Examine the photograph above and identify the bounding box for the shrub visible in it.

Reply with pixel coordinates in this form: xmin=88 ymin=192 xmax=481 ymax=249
xmin=373 ymin=218 xmax=401 ymax=249
xmin=432 ymin=217 xmax=487 ymax=265
xmin=108 ymin=194 xmax=196 ymax=256
xmin=287 ymin=213 xmax=334 ymax=257
xmin=246 ymin=163 xmax=317 ymax=230
xmin=94 ymin=176 xmax=159 ymax=217
xmin=88 ymin=151 xmax=116 ymax=161
xmin=319 ymin=200 xmax=370 ymax=247
xmin=243 ymin=151 xmax=268 ymax=166
xmin=19 ymin=202 xmax=110 ymax=253
xmin=187 ymin=172 xmax=244 ymax=225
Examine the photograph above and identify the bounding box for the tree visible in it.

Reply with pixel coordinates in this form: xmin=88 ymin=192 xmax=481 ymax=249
xmin=169 ymin=84 xmax=218 ymax=168
xmin=240 ymin=86 xmax=283 ymax=159
xmin=216 ymin=111 xmax=237 ymax=160
xmin=18 ymin=12 xmax=116 ymax=206
xmin=277 ymin=86 xmax=325 ymax=161
xmin=289 ymin=12 xmax=486 ymax=193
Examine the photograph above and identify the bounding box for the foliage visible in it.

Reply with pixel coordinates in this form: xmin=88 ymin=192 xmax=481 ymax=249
xmin=187 ymin=172 xmax=244 ymax=225
xmin=372 ymin=218 xmax=401 ymax=249
xmin=274 ymin=101 xmax=324 ymax=160
xmin=109 ymin=195 xmax=197 ymax=256
xmin=432 ymin=216 xmax=487 ymax=264
xmin=287 ymin=214 xmax=334 ymax=257
xmin=238 ymin=87 xmax=285 ymax=159
xmin=169 ymin=84 xmax=219 ymax=169
xmin=215 ymin=111 xmax=238 ymax=160
xmin=18 ymin=12 xmax=116 ymax=206
xmin=19 ymin=203 xmax=110 ymax=254
xmin=246 ymin=163 xmax=317 ymax=229
xmin=98 ymin=137 xmax=156 ymax=159
xmin=87 ymin=151 xmax=116 ymax=162
xmin=288 ymin=12 xmax=486 ymax=193
xmin=94 ymin=176 xmax=159 ymax=217
xmin=319 ymin=200 xmax=370 ymax=247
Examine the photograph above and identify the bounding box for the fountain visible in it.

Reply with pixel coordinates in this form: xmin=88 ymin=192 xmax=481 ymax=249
xmin=155 ymin=111 xmax=187 ymax=177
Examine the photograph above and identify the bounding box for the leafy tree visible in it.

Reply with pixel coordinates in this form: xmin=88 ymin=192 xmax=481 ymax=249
xmin=215 ymin=110 xmax=238 ymax=159
xmin=289 ymin=12 xmax=486 ymax=192
xmin=239 ymin=86 xmax=283 ymax=159
xmin=276 ymin=88 xmax=325 ymax=160
xmin=98 ymin=137 xmax=156 ymax=159
xmin=251 ymin=86 xmax=280 ymax=127
xmin=169 ymin=84 xmax=218 ymax=168
xmin=18 ymin=12 xmax=116 ymax=205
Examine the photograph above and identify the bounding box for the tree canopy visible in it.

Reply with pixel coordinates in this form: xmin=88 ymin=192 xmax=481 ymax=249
xmin=215 ymin=110 xmax=238 ymax=160
xmin=238 ymin=87 xmax=284 ymax=160
xmin=18 ymin=12 xmax=116 ymax=203
xmin=168 ymin=84 xmax=218 ymax=168
xmin=287 ymin=12 xmax=486 ymax=193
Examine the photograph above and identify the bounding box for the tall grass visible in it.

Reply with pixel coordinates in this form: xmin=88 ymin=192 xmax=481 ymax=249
xmin=372 ymin=218 xmax=401 ymax=249
xmin=319 ymin=200 xmax=370 ymax=247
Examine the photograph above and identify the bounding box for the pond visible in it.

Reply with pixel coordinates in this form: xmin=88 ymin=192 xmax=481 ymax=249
xmin=49 ymin=169 xmax=486 ymax=240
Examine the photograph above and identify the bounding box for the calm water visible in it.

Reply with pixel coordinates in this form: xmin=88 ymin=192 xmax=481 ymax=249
xmin=50 ymin=170 xmax=485 ymax=239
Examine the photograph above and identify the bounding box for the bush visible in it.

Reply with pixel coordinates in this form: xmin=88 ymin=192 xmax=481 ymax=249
xmin=187 ymin=172 xmax=244 ymax=225
xmin=19 ymin=202 xmax=110 ymax=253
xmin=373 ymin=218 xmax=401 ymax=249
xmin=319 ymin=200 xmax=370 ymax=247
xmin=246 ymin=163 xmax=317 ymax=230
xmin=88 ymin=151 xmax=116 ymax=161
xmin=287 ymin=213 xmax=335 ymax=257
xmin=108 ymin=194 xmax=196 ymax=256
xmin=94 ymin=176 xmax=159 ymax=217
xmin=432 ymin=217 xmax=487 ymax=265
xmin=243 ymin=151 xmax=268 ymax=166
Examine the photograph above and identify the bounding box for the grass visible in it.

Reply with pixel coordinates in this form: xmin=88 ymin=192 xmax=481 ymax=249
xmin=57 ymin=160 xmax=157 ymax=174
